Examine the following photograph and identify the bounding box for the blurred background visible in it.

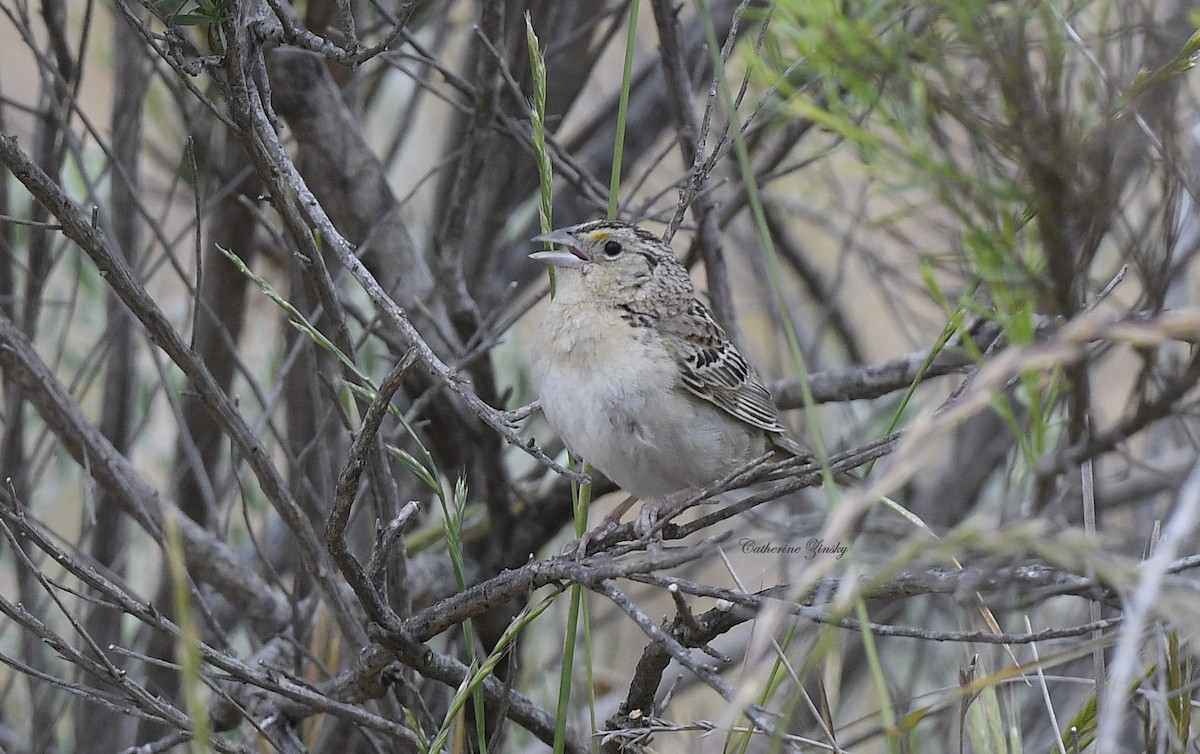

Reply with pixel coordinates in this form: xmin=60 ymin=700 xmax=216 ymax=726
xmin=2 ymin=1 xmax=1200 ymax=752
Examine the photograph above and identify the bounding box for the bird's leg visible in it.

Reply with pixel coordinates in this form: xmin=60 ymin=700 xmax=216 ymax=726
xmin=572 ymin=488 xmax=696 ymax=557
xmin=603 ymin=493 xmax=641 ymax=529
xmin=572 ymin=494 xmax=640 ymax=558
xmin=633 ymin=488 xmax=694 ymax=541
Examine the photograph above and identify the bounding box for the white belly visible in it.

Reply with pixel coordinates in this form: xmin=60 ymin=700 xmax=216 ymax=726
xmin=531 ymin=298 xmax=766 ymax=499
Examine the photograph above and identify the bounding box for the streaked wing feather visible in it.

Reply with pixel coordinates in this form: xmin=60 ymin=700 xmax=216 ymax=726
xmin=659 ymin=301 xmax=788 ymax=434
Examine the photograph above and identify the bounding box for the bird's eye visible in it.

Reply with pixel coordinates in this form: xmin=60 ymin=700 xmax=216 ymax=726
xmin=602 ymin=240 xmax=623 ymax=258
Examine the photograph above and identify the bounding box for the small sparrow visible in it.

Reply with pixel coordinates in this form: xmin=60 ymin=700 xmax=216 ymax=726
xmin=528 ymin=220 xmax=823 ymax=552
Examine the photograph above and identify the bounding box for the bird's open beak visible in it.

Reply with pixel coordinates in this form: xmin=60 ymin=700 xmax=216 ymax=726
xmin=529 ymin=227 xmax=588 ymax=268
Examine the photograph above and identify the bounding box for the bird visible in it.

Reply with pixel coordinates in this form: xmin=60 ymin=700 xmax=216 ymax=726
xmin=528 ymin=219 xmax=830 ymax=554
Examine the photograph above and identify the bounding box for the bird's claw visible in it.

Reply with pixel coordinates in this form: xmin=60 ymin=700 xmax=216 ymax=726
xmin=571 ymin=517 xmax=620 ymax=558
xmin=633 ymin=503 xmax=662 ymax=540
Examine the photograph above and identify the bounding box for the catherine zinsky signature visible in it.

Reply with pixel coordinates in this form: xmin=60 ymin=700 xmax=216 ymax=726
xmin=738 ymin=538 xmax=847 ymax=559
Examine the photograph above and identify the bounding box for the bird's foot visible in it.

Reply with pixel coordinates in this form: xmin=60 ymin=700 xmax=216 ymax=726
xmin=633 ymin=488 xmax=695 ymax=542
xmin=571 ymin=494 xmax=639 ymax=558
xmin=570 ymin=489 xmax=695 ymax=557
xmin=633 ymin=500 xmax=663 ymax=540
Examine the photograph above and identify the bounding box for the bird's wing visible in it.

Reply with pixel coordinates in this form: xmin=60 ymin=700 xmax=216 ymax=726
xmin=655 ymin=300 xmax=789 ymax=434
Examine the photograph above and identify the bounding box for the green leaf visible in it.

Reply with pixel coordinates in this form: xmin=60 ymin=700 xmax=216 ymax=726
xmin=385 ymin=444 xmax=439 ymax=494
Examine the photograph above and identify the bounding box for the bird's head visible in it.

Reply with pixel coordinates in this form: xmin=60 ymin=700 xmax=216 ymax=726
xmin=529 ymin=220 xmax=683 ymax=299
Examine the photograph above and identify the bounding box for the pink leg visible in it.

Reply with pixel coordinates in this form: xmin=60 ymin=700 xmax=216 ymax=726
xmin=573 ymin=494 xmax=639 ymax=558
xmin=573 ymin=488 xmax=696 ymax=557
xmin=632 ymin=487 xmax=694 ymax=540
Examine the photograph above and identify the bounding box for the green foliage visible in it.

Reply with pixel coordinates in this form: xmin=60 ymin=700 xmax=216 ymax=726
xmin=749 ymin=0 xmax=1164 ymax=485
xmin=608 ymin=0 xmax=641 ymax=220
xmin=525 ymin=12 xmax=556 ymax=295
xmin=163 ymin=514 xmax=212 ymax=754
xmin=1054 ymin=637 xmax=1199 ymax=754
xmin=426 ymin=587 xmax=560 ymax=754
xmin=754 ymin=0 xmax=1057 ymax=307
xmin=1164 ymin=632 xmax=1195 ymax=753
xmin=1114 ymin=25 xmax=1200 ymax=116
xmin=152 ymin=0 xmax=231 ymax=28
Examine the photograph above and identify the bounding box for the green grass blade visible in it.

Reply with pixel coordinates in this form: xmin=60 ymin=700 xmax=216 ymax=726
xmin=608 ymin=0 xmax=641 ymax=219
xmin=525 ymin=11 xmax=556 ymax=295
